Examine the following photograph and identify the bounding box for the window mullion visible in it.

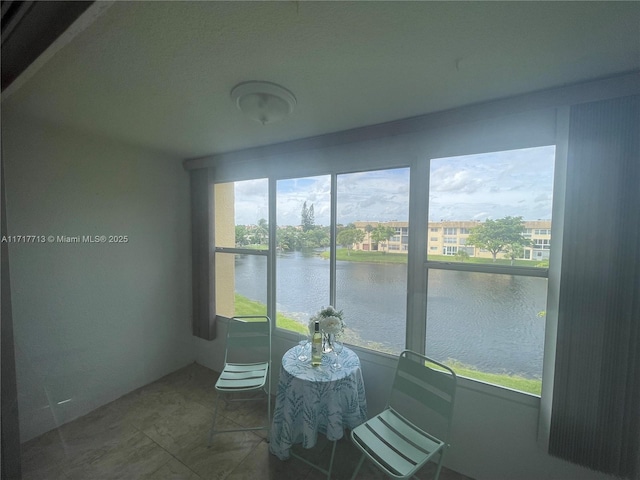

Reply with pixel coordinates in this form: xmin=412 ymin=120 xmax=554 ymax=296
xmin=329 ymin=173 xmax=337 ymax=307
xmin=267 ymin=176 xmax=277 ymax=326
xmin=406 ymin=158 xmax=428 ymax=354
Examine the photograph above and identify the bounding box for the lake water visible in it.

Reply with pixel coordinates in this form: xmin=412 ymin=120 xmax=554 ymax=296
xmin=235 ymin=251 xmax=546 ymax=379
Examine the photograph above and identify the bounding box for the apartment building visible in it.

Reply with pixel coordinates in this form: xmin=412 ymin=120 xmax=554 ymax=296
xmin=353 ymin=220 xmax=552 ymax=261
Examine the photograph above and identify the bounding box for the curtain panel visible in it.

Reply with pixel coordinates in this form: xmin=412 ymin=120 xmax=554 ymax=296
xmin=190 ymin=168 xmax=216 ymax=340
xmin=549 ymin=96 xmax=640 ymax=478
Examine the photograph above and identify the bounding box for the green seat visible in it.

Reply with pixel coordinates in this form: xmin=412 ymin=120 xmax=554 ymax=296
xmin=350 ymin=350 xmax=457 ymax=480
xmin=208 ymin=316 xmax=271 ymax=445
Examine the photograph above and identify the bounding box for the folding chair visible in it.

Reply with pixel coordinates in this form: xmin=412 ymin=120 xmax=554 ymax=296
xmin=350 ymin=350 xmax=457 ymax=480
xmin=208 ymin=315 xmax=271 ymax=445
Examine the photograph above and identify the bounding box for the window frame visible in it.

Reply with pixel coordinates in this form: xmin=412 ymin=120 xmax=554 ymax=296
xmin=203 ymin=107 xmax=562 ymax=398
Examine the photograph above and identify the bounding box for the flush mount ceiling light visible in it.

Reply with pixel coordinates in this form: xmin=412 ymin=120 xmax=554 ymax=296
xmin=230 ymin=81 xmax=297 ymax=125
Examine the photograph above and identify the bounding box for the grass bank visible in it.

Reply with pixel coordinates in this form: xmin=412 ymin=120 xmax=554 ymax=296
xmin=322 ymin=249 xmax=544 ymax=268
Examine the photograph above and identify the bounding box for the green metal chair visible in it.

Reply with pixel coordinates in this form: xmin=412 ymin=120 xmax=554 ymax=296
xmin=350 ymin=350 xmax=457 ymax=480
xmin=208 ymin=315 xmax=271 ymax=445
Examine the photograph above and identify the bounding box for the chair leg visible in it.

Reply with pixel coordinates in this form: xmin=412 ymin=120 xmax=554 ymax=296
xmin=208 ymin=394 xmax=221 ymax=446
xmin=327 ymin=440 xmax=337 ymax=480
xmin=266 ymin=385 xmax=271 ymax=443
xmin=350 ymin=452 xmax=366 ymax=480
xmin=433 ymin=448 xmax=447 ymax=480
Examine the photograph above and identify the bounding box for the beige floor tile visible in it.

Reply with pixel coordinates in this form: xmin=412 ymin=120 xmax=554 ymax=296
xmin=143 ymin=401 xmax=213 ymax=455
xmin=175 ymin=424 xmax=263 ymax=480
xmin=142 ymin=457 xmax=202 ymax=480
xmin=63 ymin=430 xmax=173 ymax=480
xmin=19 ymin=363 xmax=474 ymax=480
xmin=215 ymin=394 xmax=271 ymax=440
xmin=225 ymin=440 xmax=311 ymax=480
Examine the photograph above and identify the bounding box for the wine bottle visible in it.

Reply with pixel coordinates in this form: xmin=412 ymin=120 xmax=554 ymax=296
xmin=311 ymin=320 xmax=322 ymax=366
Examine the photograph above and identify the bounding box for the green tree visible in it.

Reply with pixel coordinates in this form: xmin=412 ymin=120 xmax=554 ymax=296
xmin=277 ymin=226 xmax=301 ymax=251
xmin=235 ymin=225 xmax=249 ymax=246
xmin=308 ymin=204 xmax=315 ymax=229
xmin=503 ymin=243 xmax=525 ymax=266
xmin=301 ymin=202 xmax=308 ymax=230
xmin=337 ymin=227 xmax=365 ymax=255
xmin=253 ymin=218 xmax=268 ymax=245
xmin=371 ymin=225 xmax=396 ymax=253
xmin=466 ymin=216 xmax=528 ymax=262
xmin=301 ymin=201 xmax=315 ymax=232
xmin=454 ymin=249 xmax=470 ymax=262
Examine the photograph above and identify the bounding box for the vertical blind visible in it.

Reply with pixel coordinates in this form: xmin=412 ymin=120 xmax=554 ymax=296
xmin=549 ymin=96 xmax=639 ymax=478
xmin=190 ymin=168 xmax=216 ymax=340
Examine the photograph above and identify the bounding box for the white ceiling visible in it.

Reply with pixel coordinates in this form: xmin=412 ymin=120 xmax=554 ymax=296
xmin=2 ymin=1 xmax=639 ymax=159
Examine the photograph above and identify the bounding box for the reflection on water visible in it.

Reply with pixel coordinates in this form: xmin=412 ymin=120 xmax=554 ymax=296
xmin=234 ymin=252 xmax=545 ymax=379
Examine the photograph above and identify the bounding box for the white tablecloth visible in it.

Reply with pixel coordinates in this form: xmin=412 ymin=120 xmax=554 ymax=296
xmin=269 ymin=344 xmax=368 ymax=460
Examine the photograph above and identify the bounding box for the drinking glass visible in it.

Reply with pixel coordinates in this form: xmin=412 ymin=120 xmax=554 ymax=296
xmin=331 ymin=340 xmax=344 ymax=370
xmin=297 ymin=333 xmax=310 ymax=362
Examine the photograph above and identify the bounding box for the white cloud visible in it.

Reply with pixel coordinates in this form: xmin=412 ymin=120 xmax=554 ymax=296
xmin=232 ymin=145 xmax=555 ymax=226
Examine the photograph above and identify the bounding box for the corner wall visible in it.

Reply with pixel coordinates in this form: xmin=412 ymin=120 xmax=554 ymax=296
xmin=2 ymin=114 xmax=195 ymax=442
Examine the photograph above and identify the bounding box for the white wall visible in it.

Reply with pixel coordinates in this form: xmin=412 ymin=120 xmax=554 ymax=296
xmin=3 ymin=114 xmax=195 ymax=442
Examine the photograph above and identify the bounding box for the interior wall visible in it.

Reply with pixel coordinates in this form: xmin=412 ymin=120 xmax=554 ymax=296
xmin=2 ymin=113 xmax=195 ymax=442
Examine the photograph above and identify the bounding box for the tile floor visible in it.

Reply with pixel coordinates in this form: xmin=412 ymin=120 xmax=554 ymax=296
xmin=20 ymin=363 xmax=474 ymax=480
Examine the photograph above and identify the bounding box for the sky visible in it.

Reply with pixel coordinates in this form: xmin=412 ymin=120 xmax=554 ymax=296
xmin=233 ymin=145 xmax=555 ymax=226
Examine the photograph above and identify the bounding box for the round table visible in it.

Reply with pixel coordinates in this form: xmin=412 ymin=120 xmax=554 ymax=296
xmin=269 ymin=343 xmax=368 ymax=460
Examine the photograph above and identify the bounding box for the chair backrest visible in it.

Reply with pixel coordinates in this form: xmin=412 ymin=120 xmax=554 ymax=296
xmin=224 ymin=315 xmax=271 ymax=365
xmin=388 ymin=350 xmax=457 ymax=441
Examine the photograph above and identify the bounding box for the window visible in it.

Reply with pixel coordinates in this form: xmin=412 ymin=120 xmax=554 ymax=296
xmin=276 ymin=176 xmax=330 ymax=335
xmin=204 ymin=109 xmax=559 ymax=398
xmin=337 ymin=169 xmax=410 ymax=355
xmin=426 ymin=145 xmax=555 ymax=395
xmin=533 ymin=239 xmax=551 ymax=249
xmin=214 ymin=179 xmax=269 ymax=318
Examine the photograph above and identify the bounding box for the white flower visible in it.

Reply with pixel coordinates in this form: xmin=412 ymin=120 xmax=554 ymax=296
xmin=308 ymin=306 xmax=345 ymax=335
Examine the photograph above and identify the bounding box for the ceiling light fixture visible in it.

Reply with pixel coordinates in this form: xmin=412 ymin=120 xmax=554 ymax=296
xmin=230 ymin=81 xmax=297 ymax=125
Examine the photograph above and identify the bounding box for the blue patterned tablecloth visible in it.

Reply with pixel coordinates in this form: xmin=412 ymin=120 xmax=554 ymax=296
xmin=269 ymin=344 xmax=368 ymax=460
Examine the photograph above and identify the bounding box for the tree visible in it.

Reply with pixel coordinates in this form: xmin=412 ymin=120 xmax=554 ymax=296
xmin=371 ymin=225 xmax=396 ymax=253
xmin=301 ymin=202 xmax=308 ymax=230
xmin=301 ymin=201 xmax=315 ymax=232
xmin=235 ymin=225 xmax=249 ymax=246
xmin=253 ymin=218 xmax=268 ymax=245
xmin=503 ymin=243 xmax=525 ymax=266
xmin=466 ymin=216 xmax=528 ymax=262
xmin=308 ymin=204 xmax=315 ymax=229
xmin=337 ymin=227 xmax=365 ymax=255
xmin=454 ymin=249 xmax=470 ymax=262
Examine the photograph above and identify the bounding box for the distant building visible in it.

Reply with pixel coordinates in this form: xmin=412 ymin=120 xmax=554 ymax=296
xmin=352 ymin=220 xmax=552 ymax=261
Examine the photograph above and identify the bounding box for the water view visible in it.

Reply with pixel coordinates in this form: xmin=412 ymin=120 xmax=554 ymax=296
xmin=235 ymin=251 xmax=546 ymax=380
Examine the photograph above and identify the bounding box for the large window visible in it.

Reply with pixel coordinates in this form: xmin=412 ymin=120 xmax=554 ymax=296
xmin=275 ymin=176 xmax=331 ymax=335
xmin=336 ymin=169 xmax=410 ymax=355
xmin=214 ymin=179 xmax=269 ymax=318
xmin=425 ymin=145 xmax=555 ymax=394
xmin=204 ymin=112 xmax=560 ymax=398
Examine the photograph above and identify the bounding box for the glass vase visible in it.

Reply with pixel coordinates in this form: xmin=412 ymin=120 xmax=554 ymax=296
xmin=322 ymin=333 xmax=334 ymax=354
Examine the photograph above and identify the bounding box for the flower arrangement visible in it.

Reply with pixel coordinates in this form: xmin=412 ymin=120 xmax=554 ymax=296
xmin=308 ymin=305 xmax=345 ymax=336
